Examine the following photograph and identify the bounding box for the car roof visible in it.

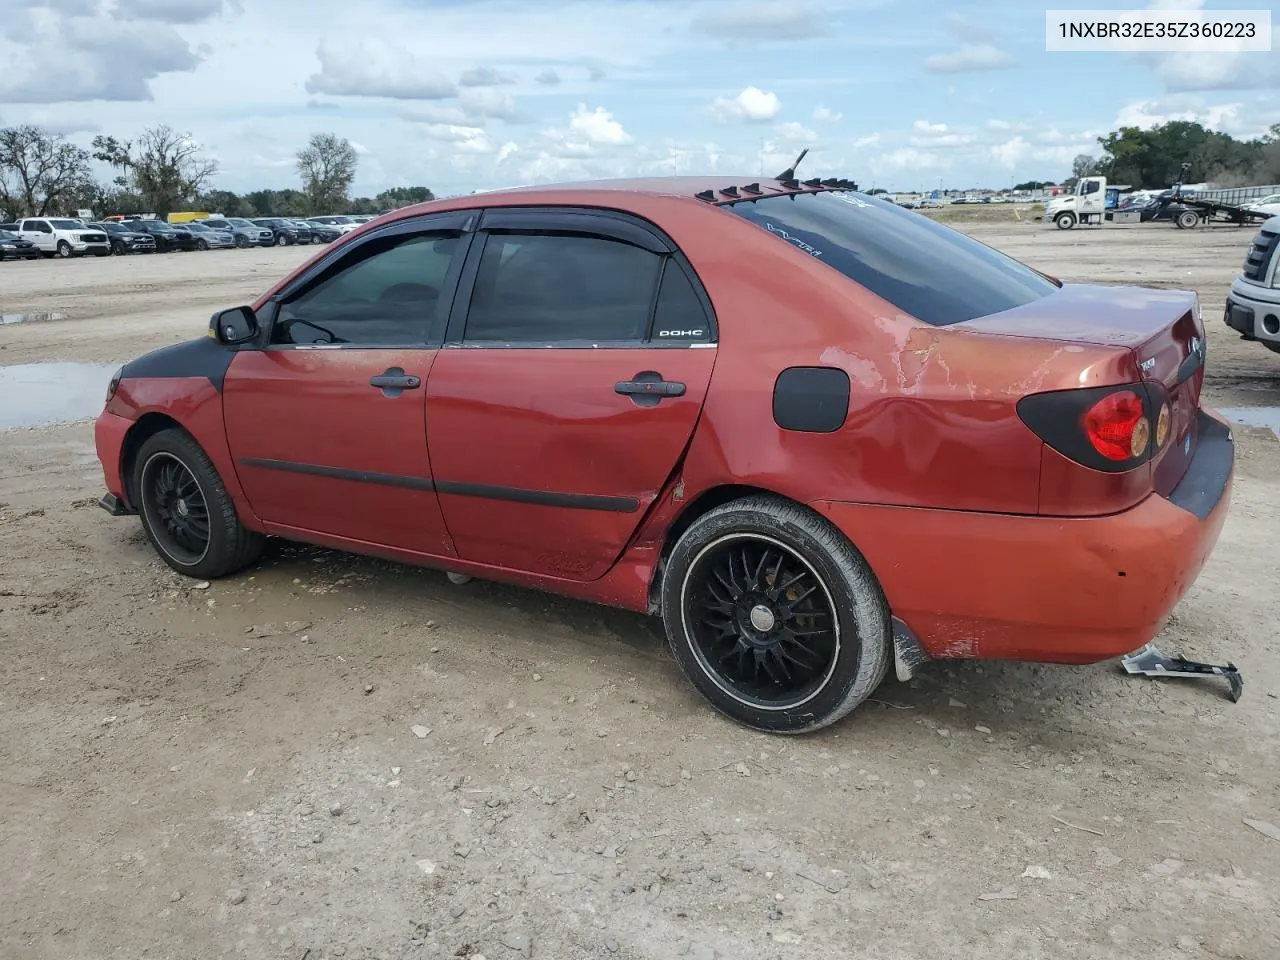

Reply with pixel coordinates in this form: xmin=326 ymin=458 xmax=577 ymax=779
xmin=384 ymin=175 xmax=859 ymax=221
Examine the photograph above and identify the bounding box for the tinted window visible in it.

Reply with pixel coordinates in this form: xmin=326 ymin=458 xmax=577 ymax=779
xmin=49 ymin=219 xmax=81 ymax=229
xmin=727 ymin=191 xmax=1057 ymax=326
xmin=464 ymin=232 xmax=662 ymax=343
xmin=273 ymin=231 xmax=461 ymax=346
xmin=651 ymin=260 xmax=712 ymax=342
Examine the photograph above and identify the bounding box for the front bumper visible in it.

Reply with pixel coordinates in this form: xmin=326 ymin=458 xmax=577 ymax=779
xmin=94 ymin=410 xmax=133 ymax=510
xmin=1224 ymin=279 xmax=1280 ymax=346
xmin=812 ymin=409 xmax=1234 ymax=665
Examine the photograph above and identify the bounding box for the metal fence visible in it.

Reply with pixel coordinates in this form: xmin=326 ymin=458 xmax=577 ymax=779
xmin=1197 ymin=184 xmax=1280 ymax=205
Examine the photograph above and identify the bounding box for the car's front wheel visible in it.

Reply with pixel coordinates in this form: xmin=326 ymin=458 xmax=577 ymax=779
xmin=133 ymin=428 xmax=264 ymax=580
xmin=660 ymin=496 xmax=891 ymax=734
xmin=1054 ymin=212 xmax=1077 ymax=230
xmin=56 ymin=240 xmax=72 ymax=257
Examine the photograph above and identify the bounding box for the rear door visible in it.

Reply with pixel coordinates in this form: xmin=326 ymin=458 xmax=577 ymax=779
xmin=425 ymin=207 xmax=718 ymax=580
xmin=223 ymin=213 xmax=474 ymax=557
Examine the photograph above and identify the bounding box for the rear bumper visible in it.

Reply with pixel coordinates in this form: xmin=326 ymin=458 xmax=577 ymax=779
xmin=812 ymin=409 xmax=1234 ymax=664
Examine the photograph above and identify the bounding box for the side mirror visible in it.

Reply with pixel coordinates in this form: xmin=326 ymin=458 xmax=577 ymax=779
xmin=210 ymin=305 xmax=259 ymax=345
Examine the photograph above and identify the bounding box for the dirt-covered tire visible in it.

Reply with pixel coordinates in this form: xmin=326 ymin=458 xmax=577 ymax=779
xmin=1054 ymin=212 xmax=1076 ymax=230
xmin=660 ymin=495 xmax=891 ymax=734
xmin=132 ymin=427 xmax=264 ymax=580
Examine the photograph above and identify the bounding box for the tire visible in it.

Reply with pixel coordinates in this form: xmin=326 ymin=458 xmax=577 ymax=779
xmin=659 ymin=495 xmax=891 ymax=734
xmin=1177 ymin=210 xmax=1199 ymax=229
xmin=198 ymin=239 xmax=209 ymax=251
xmin=235 ymin=234 xmax=249 ymax=248
xmin=276 ymin=233 xmax=288 ymax=246
xmin=56 ymin=240 xmax=72 ymax=257
xmin=133 ymin=428 xmax=264 ymax=580
xmin=1054 ymin=212 xmax=1076 ymax=230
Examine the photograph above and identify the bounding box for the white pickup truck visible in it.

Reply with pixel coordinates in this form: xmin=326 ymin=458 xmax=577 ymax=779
xmin=16 ymin=217 xmax=110 ymax=258
xmin=1224 ymin=215 xmax=1280 ymax=356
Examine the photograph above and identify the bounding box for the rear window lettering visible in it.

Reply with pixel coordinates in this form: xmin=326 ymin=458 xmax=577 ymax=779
xmin=728 ymin=191 xmax=1057 ymax=327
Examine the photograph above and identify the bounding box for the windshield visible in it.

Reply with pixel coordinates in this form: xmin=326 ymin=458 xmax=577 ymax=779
xmin=726 ymin=191 xmax=1058 ymax=327
xmin=50 ymin=219 xmax=83 ymax=229
xmin=0 ymin=230 xmax=19 ymax=240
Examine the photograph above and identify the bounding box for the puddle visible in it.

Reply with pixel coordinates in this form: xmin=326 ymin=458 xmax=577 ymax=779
xmin=1 ymin=311 xmax=67 ymax=325
xmin=0 ymin=362 xmax=116 ymax=430
xmin=1218 ymin=406 xmax=1280 ymax=438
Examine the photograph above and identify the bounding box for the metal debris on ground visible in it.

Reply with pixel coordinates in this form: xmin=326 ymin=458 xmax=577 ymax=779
xmin=1120 ymin=644 xmax=1243 ymax=702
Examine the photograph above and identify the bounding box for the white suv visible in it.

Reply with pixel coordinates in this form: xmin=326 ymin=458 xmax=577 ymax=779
xmin=17 ymin=217 xmax=110 ymax=258
xmin=1224 ymin=216 xmax=1280 ymax=356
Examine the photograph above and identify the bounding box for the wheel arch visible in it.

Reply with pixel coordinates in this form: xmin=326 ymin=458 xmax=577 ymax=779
xmin=648 ymin=483 xmax=824 ymax=614
xmin=119 ymin=412 xmax=187 ymax=507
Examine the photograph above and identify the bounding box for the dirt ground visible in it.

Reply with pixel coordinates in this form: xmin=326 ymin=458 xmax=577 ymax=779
xmin=2 ymin=218 xmax=1278 ymax=960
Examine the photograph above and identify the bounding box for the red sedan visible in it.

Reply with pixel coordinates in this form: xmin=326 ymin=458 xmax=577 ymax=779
xmin=94 ymin=176 xmax=1233 ymax=733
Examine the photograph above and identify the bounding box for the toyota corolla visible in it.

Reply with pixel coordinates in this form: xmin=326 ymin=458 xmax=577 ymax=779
xmin=93 ymin=176 xmax=1233 ymax=734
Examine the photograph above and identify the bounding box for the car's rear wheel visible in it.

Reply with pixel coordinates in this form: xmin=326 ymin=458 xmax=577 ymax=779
xmin=660 ymin=496 xmax=890 ymax=734
xmin=133 ymin=428 xmax=264 ymax=580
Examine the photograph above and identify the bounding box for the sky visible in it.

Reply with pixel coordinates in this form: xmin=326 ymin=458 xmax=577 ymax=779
xmin=0 ymin=0 xmax=1277 ymax=197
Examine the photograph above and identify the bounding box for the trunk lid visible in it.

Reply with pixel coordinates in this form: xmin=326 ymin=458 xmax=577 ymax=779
xmin=961 ymin=283 xmax=1205 ymax=496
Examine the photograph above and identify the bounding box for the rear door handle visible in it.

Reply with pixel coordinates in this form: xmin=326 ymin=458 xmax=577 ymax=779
xmin=615 ymin=371 xmax=686 ymax=406
xmin=370 ymin=367 xmax=421 ymax=397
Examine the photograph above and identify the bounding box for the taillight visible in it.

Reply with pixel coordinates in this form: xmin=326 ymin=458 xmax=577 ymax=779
xmin=1017 ymin=382 xmax=1169 ymax=473
xmin=1082 ymin=390 xmax=1148 ymax=461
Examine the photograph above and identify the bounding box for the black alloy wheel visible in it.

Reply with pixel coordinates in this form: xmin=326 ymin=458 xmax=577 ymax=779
xmin=683 ymin=534 xmax=840 ymax=710
xmin=140 ymin=451 xmax=212 ymax=567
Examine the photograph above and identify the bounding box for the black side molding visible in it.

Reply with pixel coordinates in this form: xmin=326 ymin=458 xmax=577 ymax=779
xmin=237 ymin=458 xmax=639 ymax=512
xmin=1167 ymin=411 xmax=1234 ymax=521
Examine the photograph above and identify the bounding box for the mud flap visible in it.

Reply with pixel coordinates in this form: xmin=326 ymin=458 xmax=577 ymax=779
xmin=892 ymin=617 xmax=930 ymax=682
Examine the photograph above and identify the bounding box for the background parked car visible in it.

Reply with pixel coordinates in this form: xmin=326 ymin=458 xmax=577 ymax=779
xmin=203 ymin=217 xmax=275 ymax=247
xmin=15 ymin=217 xmax=110 ymax=257
xmin=1243 ymin=194 xmax=1280 ymax=217
xmin=306 ymin=215 xmax=360 ymax=235
xmin=0 ymin=228 xmax=42 ymax=260
xmin=250 ymin=217 xmax=299 ymax=245
xmin=122 ymin=218 xmax=193 ymax=252
xmin=90 ymin=221 xmax=157 ymax=255
xmin=304 ymin=220 xmax=341 ymax=243
xmin=180 ymin=221 xmax=234 ymax=250
xmin=287 ymin=219 xmax=316 ymax=244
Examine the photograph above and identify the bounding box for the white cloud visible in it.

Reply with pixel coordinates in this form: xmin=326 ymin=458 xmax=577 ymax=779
xmin=422 ymin=124 xmax=493 ymax=153
xmin=853 ymin=133 xmax=882 ymax=148
xmin=924 ymin=44 xmax=1015 ymax=73
xmin=874 ymin=148 xmax=945 ymax=171
xmin=812 ymin=106 xmax=843 ymax=123
xmin=1114 ymin=98 xmax=1243 ymax=132
xmin=912 ymin=120 xmax=948 ymax=135
xmin=458 ymin=87 xmax=526 ymax=122
xmin=305 ymin=39 xmax=457 ymax=99
xmin=775 ymin=121 xmax=817 ymax=142
xmin=708 ymin=86 xmax=781 ymax=123
xmin=113 ymin=0 xmax=228 ymax=23
xmin=534 ymin=69 xmax=561 ymax=85
xmin=567 ymin=104 xmax=632 ymax=146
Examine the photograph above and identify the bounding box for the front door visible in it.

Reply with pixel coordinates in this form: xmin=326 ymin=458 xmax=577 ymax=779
xmin=224 ymin=217 xmax=472 ymax=557
xmin=426 ymin=211 xmax=718 ymax=580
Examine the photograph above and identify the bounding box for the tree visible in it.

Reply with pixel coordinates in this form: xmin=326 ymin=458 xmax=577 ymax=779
xmin=375 ymin=186 xmax=435 ymax=210
xmin=0 ymin=125 xmax=94 ymax=218
xmin=1093 ymin=121 xmax=1262 ymax=188
xmin=92 ymin=124 xmax=217 ymax=218
xmin=296 ymin=133 xmax=358 ymax=214
xmin=1071 ymin=154 xmax=1098 ymax=179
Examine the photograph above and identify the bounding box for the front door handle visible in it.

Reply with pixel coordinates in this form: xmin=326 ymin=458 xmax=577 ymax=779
xmin=370 ymin=367 xmax=421 ymax=397
xmin=615 ymin=371 xmax=686 ymax=407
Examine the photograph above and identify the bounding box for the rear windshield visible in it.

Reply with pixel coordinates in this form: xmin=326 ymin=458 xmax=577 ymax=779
xmin=726 ymin=191 xmax=1058 ymax=326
